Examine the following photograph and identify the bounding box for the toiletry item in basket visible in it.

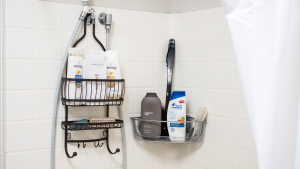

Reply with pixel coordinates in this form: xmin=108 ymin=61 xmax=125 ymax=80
xmin=188 ymin=107 xmax=208 ymax=139
xmin=85 ymin=50 xmax=105 ymax=59
xmin=66 ymin=47 xmax=84 ymax=105
xmin=167 ymin=91 xmax=186 ymax=142
xmin=82 ymin=51 xmax=107 ymax=105
xmin=141 ymin=93 xmax=162 ymax=139
xmin=105 ymin=50 xmax=122 ymax=99
xmin=70 ymin=119 xmax=88 ymax=129
xmin=89 ymin=117 xmax=116 ymax=128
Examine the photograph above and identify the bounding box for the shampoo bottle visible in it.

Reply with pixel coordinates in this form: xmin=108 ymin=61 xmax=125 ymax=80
xmin=141 ymin=93 xmax=162 ymax=139
xmin=167 ymin=91 xmax=186 ymax=142
xmin=66 ymin=47 xmax=84 ymax=105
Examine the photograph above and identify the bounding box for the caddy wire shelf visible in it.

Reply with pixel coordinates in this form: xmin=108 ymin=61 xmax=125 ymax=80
xmin=130 ymin=117 xmax=206 ymax=143
xmin=61 ymin=120 xmax=124 ymax=131
xmin=61 ymin=78 xmax=125 ymax=106
xmin=61 ymin=78 xmax=125 ymax=158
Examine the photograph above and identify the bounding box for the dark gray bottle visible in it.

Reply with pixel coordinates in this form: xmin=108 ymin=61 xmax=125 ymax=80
xmin=141 ymin=93 xmax=161 ymax=139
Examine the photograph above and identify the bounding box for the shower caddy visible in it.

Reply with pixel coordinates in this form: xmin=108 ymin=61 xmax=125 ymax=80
xmin=60 ymin=11 xmax=125 ymax=158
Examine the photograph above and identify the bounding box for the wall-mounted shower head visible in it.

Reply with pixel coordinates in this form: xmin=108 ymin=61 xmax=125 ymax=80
xmin=98 ymin=13 xmax=112 ymax=33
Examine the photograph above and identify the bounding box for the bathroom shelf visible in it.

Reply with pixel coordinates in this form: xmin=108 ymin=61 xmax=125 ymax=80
xmin=61 ymin=78 xmax=125 ymax=106
xmin=61 ymin=78 xmax=126 ymax=158
xmin=130 ymin=117 xmax=206 ymax=144
xmin=61 ymin=120 xmax=123 ymax=131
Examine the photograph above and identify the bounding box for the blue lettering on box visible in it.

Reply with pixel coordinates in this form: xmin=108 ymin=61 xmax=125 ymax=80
xmin=170 ymin=123 xmax=185 ymax=127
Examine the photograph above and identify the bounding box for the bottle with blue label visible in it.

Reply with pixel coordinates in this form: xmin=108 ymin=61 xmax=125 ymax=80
xmin=167 ymin=91 xmax=186 ymax=142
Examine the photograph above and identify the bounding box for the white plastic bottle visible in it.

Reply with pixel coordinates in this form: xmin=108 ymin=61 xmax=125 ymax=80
xmin=105 ymin=50 xmax=122 ymax=99
xmin=167 ymin=91 xmax=186 ymax=142
xmin=66 ymin=47 xmax=84 ymax=105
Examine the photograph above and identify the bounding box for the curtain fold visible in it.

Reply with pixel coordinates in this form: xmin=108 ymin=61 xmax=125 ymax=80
xmin=220 ymin=0 xmax=300 ymax=168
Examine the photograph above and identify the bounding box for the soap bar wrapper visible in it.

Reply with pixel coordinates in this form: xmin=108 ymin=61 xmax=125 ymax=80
xmin=66 ymin=48 xmax=84 ymax=105
xmin=105 ymin=50 xmax=122 ymax=99
xmin=82 ymin=58 xmax=107 ymax=105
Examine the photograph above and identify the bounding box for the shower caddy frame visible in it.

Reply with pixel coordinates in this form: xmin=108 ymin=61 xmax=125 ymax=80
xmin=60 ymin=9 xmax=125 ymax=158
xmin=61 ymin=78 xmax=126 ymax=158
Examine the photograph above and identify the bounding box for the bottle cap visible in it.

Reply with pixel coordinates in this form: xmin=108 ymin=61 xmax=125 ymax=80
xmin=145 ymin=93 xmax=157 ymax=97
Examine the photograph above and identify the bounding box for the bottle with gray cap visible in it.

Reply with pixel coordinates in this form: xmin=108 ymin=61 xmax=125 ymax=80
xmin=141 ymin=93 xmax=162 ymax=139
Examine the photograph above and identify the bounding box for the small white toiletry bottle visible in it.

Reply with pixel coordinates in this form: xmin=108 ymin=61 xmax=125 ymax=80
xmin=67 ymin=47 xmax=84 ymax=105
xmin=82 ymin=51 xmax=107 ymax=105
xmin=167 ymin=91 xmax=186 ymax=142
xmin=105 ymin=50 xmax=122 ymax=99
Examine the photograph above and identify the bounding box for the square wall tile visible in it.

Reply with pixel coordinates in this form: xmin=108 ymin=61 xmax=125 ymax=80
xmin=204 ymin=116 xmax=213 ymax=142
xmin=35 ymin=149 xmax=63 ymax=169
xmin=155 ymin=62 xmax=167 ymax=87
xmin=121 ymin=62 xmax=134 ymax=88
xmin=195 ymin=89 xmax=213 ymax=116
xmin=134 ymin=141 xmax=155 ymax=165
xmin=35 ymin=120 xmax=62 ymax=149
xmin=196 ymin=62 xmax=213 ymax=88
xmin=178 ymin=63 xmax=195 ymax=88
xmin=5 ymin=29 xmax=35 ymax=59
xmin=155 ymin=37 xmax=172 ymax=62
xmin=112 ymin=9 xmax=134 ymax=35
xmin=134 ymin=88 xmax=155 ymax=114
xmin=135 ymin=163 xmax=153 ymax=169
xmin=234 ymin=64 xmax=243 ymax=90
xmin=134 ymin=62 xmax=155 ymax=87
xmin=214 ymin=62 xmax=234 ymax=90
xmin=134 ymin=36 xmax=155 ymax=62
xmin=5 ymin=121 xmax=34 ymax=152
xmin=196 ymin=9 xmax=214 ymax=35
xmin=177 ymin=144 xmax=194 ymax=165
xmin=214 ymin=117 xmax=233 ymax=146
xmin=35 ymin=1 xmax=63 ymax=30
xmin=196 ymin=35 xmax=214 ymax=62
xmin=63 ymin=3 xmax=84 ymax=32
xmin=213 ymin=90 xmax=234 ymax=118
xmin=194 ymin=142 xmax=212 ymax=169
xmin=213 ymin=144 xmax=233 ymax=169
xmin=5 ymin=0 xmax=34 ymax=28
xmin=178 ymin=37 xmax=195 ymax=62
xmin=155 ymin=13 xmax=172 ymax=37
xmin=215 ymin=34 xmax=235 ymax=61
xmin=87 ymin=142 xmax=112 ymax=169
xmin=179 ymin=11 xmax=196 ymax=36
xmin=35 ymin=61 xmax=62 ymax=90
xmin=5 ymin=60 xmax=34 ymax=90
xmin=154 ymin=144 xmax=177 ymax=169
xmin=5 ymin=91 xmax=34 ymax=121
xmin=63 ymin=32 xmax=88 ymax=52
xmin=122 ymin=89 xmax=134 ymax=114
xmin=178 ymin=163 xmax=193 ymax=169
xmin=35 ymin=30 xmax=63 ymax=60
xmin=214 ymin=7 xmax=230 ymax=34
xmin=63 ymin=144 xmax=88 ymax=169
xmin=134 ymin=11 xmax=155 ymax=36
xmin=171 ymin=14 xmax=179 ymax=36
xmin=35 ymin=90 xmax=62 ymax=119
xmin=111 ymin=35 xmax=134 ymax=62
xmin=234 ymin=91 xmax=248 ymax=120
xmin=233 ymin=149 xmax=255 ymax=169
xmin=5 ymin=151 xmax=34 ymax=169
xmin=87 ymin=33 xmax=106 ymax=51
xmin=234 ymin=120 xmax=255 ymax=150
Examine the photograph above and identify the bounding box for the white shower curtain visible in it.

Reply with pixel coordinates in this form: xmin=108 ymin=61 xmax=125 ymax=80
xmin=220 ymin=0 xmax=300 ymax=169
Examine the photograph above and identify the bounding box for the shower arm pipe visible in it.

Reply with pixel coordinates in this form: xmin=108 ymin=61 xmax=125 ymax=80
xmin=51 ymin=6 xmax=89 ymax=169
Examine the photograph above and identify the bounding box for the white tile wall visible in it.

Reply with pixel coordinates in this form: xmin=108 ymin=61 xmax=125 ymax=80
xmin=2 ymin=1 xmax=255 ymax=168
